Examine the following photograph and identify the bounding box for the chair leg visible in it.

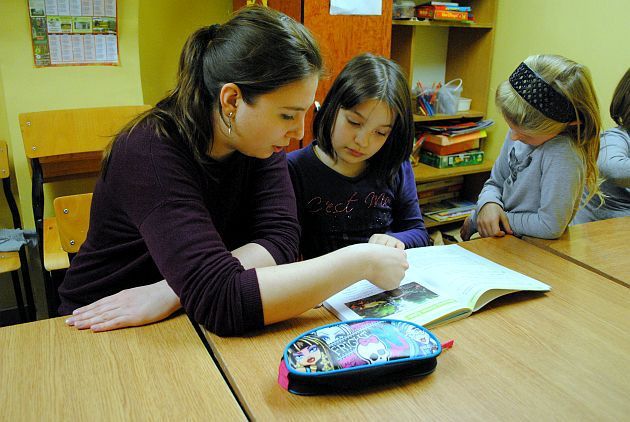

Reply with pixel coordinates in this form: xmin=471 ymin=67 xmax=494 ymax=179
xmin=10 ymin=270 xmax=27 ymax=322
xmin=44 ymin=270 xmax=60 ymax=318
xmin=31 ymin=159 xmax=56 ymax=317
xmin=18 ymin=247 xmax=37 ymax=321
xmin=2 ymin=177 xmax=38 ymax=320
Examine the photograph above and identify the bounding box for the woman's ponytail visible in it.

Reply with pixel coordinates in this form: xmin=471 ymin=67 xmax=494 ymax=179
xmin=156 ymin=24 xmax=222 ymax=163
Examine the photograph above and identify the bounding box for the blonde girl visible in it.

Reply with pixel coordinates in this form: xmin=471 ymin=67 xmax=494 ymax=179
xmin=461 ymin=54 xmax=600 ymax=240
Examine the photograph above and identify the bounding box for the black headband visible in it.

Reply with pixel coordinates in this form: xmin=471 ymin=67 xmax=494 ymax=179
xmin=509 ymin=62 xmax=574 ymax=123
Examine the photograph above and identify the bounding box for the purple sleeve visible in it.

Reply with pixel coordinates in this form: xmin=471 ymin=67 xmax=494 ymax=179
xmin=110 ymin=135 xmax=267 ymax=336
xmin=139 ymin=201 xmax=263 ymax=336
xmin=246 ymin=151 xmax=300 ymax=264
xmin=389 ymin=160 xmax=430 ymax=248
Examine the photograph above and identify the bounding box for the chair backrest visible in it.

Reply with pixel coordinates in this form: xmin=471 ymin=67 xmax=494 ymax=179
xmin=19 ymin=105 xmax=151 ymax=159
xmin=18 ymin=106 xmax=149 ymax=318
xmin=53 ymin=193 xmax=93 ymax=253
xmin=0 ymin=141 xmax=23 ymax=231
xmin=0 ymin=141 xmax=10 ymax=180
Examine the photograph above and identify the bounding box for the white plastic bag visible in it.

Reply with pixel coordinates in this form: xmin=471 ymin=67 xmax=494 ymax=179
xmin=436 ymin=79 xmax=463 ymax=115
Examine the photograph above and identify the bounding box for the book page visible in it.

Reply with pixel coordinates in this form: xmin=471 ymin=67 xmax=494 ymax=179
xmin=324 ymin=244 xmax=550 ymax=327
xmin=323 ymin=274 xmax=468 ymax=328
xmin=405 ymin=245 xmax=550 ymax=311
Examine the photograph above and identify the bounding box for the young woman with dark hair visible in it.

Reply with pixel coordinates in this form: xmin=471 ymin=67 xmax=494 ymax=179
xmin=61 ymin=7 xmax=408 ymax=336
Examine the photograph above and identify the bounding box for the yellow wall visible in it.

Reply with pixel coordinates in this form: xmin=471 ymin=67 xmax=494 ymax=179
xmin=0 ymin=0 xmax=143 ymax=224
xmin=139 ymin=1 xmax=232 ymax=106
xmin=0 ymin=0 xmax=232 ymax=226
xmin=0 ymin=65 xmax=12 ymax=228
xmin=486 ymin=0 xmax=630 ymax=158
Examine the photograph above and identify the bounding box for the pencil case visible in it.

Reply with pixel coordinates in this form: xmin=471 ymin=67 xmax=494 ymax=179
xmin=278 ymin=318 xmax=443 ymax=395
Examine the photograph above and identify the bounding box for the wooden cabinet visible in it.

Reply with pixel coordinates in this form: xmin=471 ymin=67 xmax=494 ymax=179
xmin=234 ymin=0 xmax=393 ymax=150
xmin=390 ymin=0 xmax=498 ymax=228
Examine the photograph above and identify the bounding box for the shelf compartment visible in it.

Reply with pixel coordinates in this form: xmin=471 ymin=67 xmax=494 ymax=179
xmin=393 ymin=20 xmax=493 ymax=29
xmin=413 ymin=110 xmax=484 ymax=122
xmin=413 ymin=160 xmax=493 ymax=183
xmin=423 ymin=214 xmax=468 ymax=229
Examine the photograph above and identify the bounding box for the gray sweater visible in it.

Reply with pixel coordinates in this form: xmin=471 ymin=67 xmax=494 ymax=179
xmin=470 ymin=132 xmax=585 ymax=239
xmin=573 ymin=127 xmax=630 ymax=224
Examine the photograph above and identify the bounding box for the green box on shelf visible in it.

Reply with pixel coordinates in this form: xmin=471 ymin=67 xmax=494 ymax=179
xmin=420 ymin=149 xmax=484 ymax=169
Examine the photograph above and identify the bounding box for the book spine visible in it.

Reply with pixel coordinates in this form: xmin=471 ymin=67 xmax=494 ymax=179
xmin=418 ymin=183 xmax=463 ymax=199
xmin=433 ymin=9 xmax=470 ymax=21
xmin=419 ymin=190 xmax=459 ymax=205
xmin=417 ymin=175 xmax=464 ymax=192
xmin=420 ymin=150 xmax=485 ymax=169
xmin=422 ymin=133 xmax=450 ymax=146
xmin=429 ymin=5 xmax=472 ymax=12
xmin=422 ymin=138 xmax=480 ymax=155
xmin=422 ymin=130 xmax=487 ymax=146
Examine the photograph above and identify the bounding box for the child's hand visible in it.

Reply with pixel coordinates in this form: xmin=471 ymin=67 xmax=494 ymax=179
xmin=477 ymin=203 xmax=513 ymax=238
xmin=359 ymin=244 xmax=409 ymax=291
xmin=460 ymin=216 xmax=475 ymax=241
xmin=368 ymin=233 xmax=405 ymax=249
xmin=65 ymin=280 xmax=181 ymax=332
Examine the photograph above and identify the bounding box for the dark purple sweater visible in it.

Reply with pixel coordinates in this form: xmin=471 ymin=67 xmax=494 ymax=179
xmin=58 ymin=123 xmax=300 ymax=336
xmin=288 ymin=143 xmax=429 ymax=259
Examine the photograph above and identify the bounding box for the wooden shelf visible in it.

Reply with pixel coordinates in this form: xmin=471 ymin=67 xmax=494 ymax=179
xmin=413 ymin=160 xmax=493 ymax=183
xmin=413 ymin=110 xmax=484 ymax=122
xmin=423 ymin=214 xmax=468 ymax=229
xmin=393 ymin=20 xmax=493 ymax=29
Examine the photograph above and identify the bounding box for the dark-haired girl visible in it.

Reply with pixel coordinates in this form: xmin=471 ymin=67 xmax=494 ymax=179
xmin=288 ymin=53 xmax=429 ymax=259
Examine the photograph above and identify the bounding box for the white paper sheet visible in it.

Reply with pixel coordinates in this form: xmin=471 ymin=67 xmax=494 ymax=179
xmin=330 ymin=0 xmax=382 ymax=16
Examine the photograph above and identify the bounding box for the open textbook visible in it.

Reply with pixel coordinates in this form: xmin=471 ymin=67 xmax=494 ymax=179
xmin=323 ymin=244 xmax=550 ymax=328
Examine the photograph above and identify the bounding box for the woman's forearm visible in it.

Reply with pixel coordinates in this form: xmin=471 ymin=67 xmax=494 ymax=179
xmin=257 ymin=243 xmax=407 ymax=325
xmin=231 ymin=243 xmax=276 ymax=269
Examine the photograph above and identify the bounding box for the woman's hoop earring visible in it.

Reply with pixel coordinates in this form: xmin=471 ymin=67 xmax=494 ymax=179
xmin=227 ymin=112 xmax=233 ymax=136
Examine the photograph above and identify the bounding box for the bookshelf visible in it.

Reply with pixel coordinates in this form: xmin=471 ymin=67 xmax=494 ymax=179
xmin=414 ymin=111 xmax=484 ymax=122
xmin=390 ymin=0 xmax=498 ymax=229
xmin=413 ymin=160 xmax=493 ymax=183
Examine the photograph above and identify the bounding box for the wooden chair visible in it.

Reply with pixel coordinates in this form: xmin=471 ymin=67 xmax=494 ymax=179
xmin=0 ymin=141 xmax=36 ymax=322
xmin=53 ymin=193 xmax=92 ymax=255
xmin=19 ymin=105 xmax=150 ymax=316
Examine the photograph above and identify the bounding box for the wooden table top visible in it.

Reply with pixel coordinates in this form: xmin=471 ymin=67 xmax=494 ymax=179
xmin=0 ymin=314 xmax=245 ymax=421
xmin=201 ymin=236 xmax=630 ymax=420
xmin=524 ymin=216 xmax=630 ymax=287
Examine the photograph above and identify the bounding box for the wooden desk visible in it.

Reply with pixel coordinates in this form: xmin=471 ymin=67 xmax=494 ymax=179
xmin=0 ymin=314 xmax=246 ymax=421
xmin=200 ymin=237 xmax=630 ymax=420
xmin=524 ymin=216 xmax=630 ymax=287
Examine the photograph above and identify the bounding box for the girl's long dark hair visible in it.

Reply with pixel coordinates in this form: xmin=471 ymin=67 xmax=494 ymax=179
xmin=104 ymin=6 xmax=323 ymax=172
xmin=610 ymin=68 xmax=630 ymax=130
xmin=314 ymin=53 xmax=414 ymax=185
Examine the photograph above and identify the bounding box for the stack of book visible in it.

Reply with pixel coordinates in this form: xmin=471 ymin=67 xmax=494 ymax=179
xmin=418 ymin=119 xmax=493 ymax=169
xmin=415 ymin=2 xmax=474 ymax=22
xmin=417 ymin=176 xmax=463 ymax=205
xmin=422 ymin=198 xmax=476 ymax=223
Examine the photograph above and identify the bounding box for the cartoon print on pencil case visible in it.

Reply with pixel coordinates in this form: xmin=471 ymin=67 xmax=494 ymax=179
xmin=288 ymin=337 xmax=334 ymax=373
xmin=356 ymin=335 xmax=390 ymax=364
xmin=315 ymin=325 xmax=350 ymax=345
xmin=404 ymin=326 xmax=439 ymax=355
xmin=293 ymin=344 xmax=323 ymax=372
